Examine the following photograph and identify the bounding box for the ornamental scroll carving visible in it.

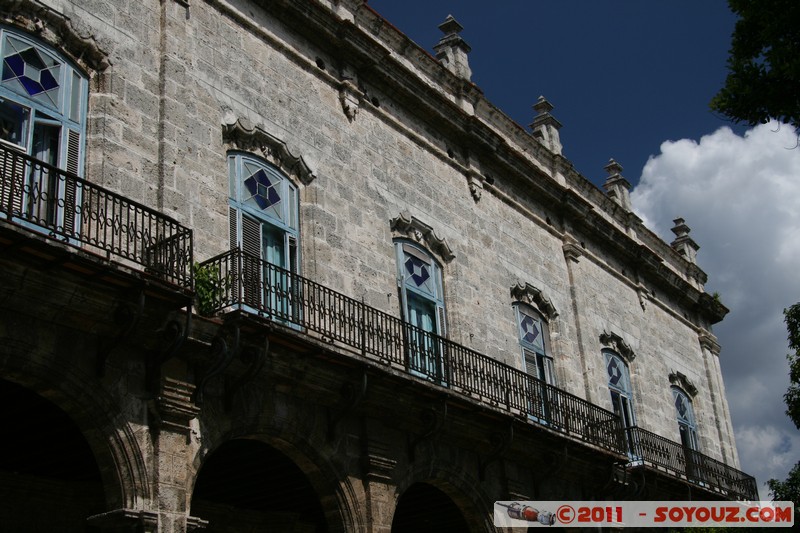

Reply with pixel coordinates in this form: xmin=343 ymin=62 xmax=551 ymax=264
xmin=390 ymin=212 xmax=455 ymax=264
xmin=668 ymin=371 xmax=698 ymax=398
xmin=222 ymin=117 xmax=316 ymax=185
xmin=510 ymin=282 xmax=558 ymax=320
xmin=599 ymin=330 xmax=636 ymax=363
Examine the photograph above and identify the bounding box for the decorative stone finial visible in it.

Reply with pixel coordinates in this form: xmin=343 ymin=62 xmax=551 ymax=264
xmin=433 ymin=15 xmax=472 ymax=80
xmin=670 ymin=217 xmax=699 ymax=264
xmin=530 ymin=96 xmax=562 ymax=155
xmin=602 ymin=158 xmax=632 ymax=211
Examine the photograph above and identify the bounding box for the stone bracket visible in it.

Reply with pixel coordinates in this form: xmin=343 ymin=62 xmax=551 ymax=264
xmin=146 ymin=306 xmax=192 ymax=392
xmin=327 ymin=368 xmax=368 ymax=442
xmin=408 ymin=400 xmax=447 ymax=462
xmin=224 ymin=334 xmax=269 ymax=411
xmin=194 ymin=318 xmax=240 ymax=405
xmin=479 ymin=423 xmax=513 ymax=481
xmin=96 ymin=290 xmax=145 ymax=376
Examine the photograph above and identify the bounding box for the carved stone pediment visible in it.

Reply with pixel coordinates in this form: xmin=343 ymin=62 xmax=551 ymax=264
xmin=390 ymin=212 xmax=455 ymax=264
xmin=669 ymin=371 xmax=698 ymax=397
xmin=599 ymin=330 xmax=635 ymax=362
xmin=1 ymin=0 xmax=111 ymax=72
xmin=510 ymin=282 xmax=557 ymax=320
xmin=222 ymin=118 xmax=316 ymax=185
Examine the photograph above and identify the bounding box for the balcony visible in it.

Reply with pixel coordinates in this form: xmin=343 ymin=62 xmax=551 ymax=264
xmin=198 ymin=248 xmax=758 ymax=501
xmin=0 ymin=143 xmax=192 ymax=287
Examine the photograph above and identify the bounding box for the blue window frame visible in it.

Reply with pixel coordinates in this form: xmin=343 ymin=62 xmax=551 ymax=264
xmin=0 ymin=27 xmax=87 ymax=227
xmin=395 ymin=240 xmax=446 ymax=382
xmin=228 ymin=152 xmax=299 ymax=317
xmin=604 ymin=350 xmax=638 ymax=457
xmin=672 ymin=387 xmax=699 ymax=451
xmin=515 ymin=304 xmax=555 ymax=421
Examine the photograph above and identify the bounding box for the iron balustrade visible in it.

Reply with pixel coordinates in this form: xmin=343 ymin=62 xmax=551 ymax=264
xmin=200 ymin=249 xmax=627 ymax=451
xmin=627 ymin=426 xmax=758 ymax=501
xmin=0 ymin=143 xmax=193 ymax=287
xmin=199 ymin=249 xmax=759 ymax=500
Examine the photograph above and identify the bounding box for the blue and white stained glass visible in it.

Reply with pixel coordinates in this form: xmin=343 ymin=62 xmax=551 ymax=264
xmin=607 ymin=356 xmax=622 ymax=386
xmin=2 ymin=36 xmax=60 ymax=109
xmin=243 ymin=161 xmax=283 ymax=220
xmin=405 ymin=255 xmax=431 ymax=288
xmin=519 ymin=310 xmax=544 ymax=352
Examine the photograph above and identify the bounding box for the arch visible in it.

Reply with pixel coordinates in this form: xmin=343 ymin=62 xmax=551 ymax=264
xmin=392 ymin=462 xmax=494 ymax=533
xmin=0 ymin=377 xmax=105 ymax=530
xmin=0 ymin=351 xmax=150 ymax=511
xmin=190 ymin=427 xmax=363 ymax=533
xmin=191 ymin=439 xmax=329 ymax=532
xmin=392 ymin=482 xmax=471 ymax=533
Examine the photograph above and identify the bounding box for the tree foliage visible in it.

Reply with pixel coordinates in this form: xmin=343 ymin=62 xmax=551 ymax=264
xmin=766 ymin=304 xmax=800 ymax=507
xmin=710 ymin=0 xmax=800 ymax=129
xmin=783 ymin=303 xmax=800 ymax=429
xmin=767 ymin=461 xmax=800 ymax=508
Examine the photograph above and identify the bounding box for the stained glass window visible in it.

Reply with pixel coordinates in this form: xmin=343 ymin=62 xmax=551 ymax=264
xmin=604 ymin=350 xmax=635 ymax=428
xmin=515 ymin=304 xmax=553 ymax=384
xmin=2 ymin=35 xmax=61 ymax=109
xmin=395 ymin=240 xmax=446 ymax=382
xmin=672 ymin=387 xmax=699 ymax=451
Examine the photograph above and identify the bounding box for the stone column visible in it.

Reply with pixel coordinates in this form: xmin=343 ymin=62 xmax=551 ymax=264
xmin=149 ymin=377 xmax=206 ymax=532
xmin=360 ymin=428 xmax=399 ymax=533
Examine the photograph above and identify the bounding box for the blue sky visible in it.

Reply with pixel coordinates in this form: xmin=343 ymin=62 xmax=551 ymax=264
xmin=368 ymin=0 xmax=800 ymax=500
xmin=368 ymin=0 xmax=744 ymax=187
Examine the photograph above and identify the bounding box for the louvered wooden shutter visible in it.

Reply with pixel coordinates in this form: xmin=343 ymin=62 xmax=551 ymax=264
xmin=241 ymin=213 xmax=261 ymax=308
xmin=0 ymin=143 xmax=24 ymax=216
xmin=229 ymin=206 xmax=238 ymax=250
xmin=523 ymin=349 xmax=538 ymax=377
xmin=62 ymin=129 xmax=80 ymax=234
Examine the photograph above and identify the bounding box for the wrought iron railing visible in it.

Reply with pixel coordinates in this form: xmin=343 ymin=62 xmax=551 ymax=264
xmin=0 ymin=143 xmax=193 ymax=287
xmin=201 ymin=249 xmax=624 ymax=450
xmin=627 ymin=426 xmax=758 ymax=501
xmin=198 ymin=248 xmax=758 ymax=500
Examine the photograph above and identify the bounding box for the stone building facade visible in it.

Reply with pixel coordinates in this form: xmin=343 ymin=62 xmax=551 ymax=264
xmin=0 ymin=0 xmax=755 ymax=531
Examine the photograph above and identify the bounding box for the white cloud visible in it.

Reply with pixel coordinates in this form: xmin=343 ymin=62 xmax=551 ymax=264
xmin=631 ymin=122 xmax=800 ymax=500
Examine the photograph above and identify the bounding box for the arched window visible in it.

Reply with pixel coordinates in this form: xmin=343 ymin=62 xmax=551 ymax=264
xmin=395 ymin=240 xmax=445 ymax=382
xmin=0 ymin=26 xmax=87 ymax=225
xmin=604 ymin=350 xmax=636 ymax=429
xmin=672 ymin=387 xmax=699 ymax=451
xmin=514 ymin=304 xmax=554 ymax=385
xmin=228 ymin=152 xmax=299 ymax=315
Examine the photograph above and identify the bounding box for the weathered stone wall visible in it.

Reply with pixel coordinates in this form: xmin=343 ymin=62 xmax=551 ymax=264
xmin=0 ymin=0 xmax=747 ymax=530
xmin=19 ymin=0 xmax=737 ymax=464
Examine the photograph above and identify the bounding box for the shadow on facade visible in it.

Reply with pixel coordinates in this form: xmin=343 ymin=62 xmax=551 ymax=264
xmin=0 ymin=378 xmax=105 ymax=531
xmin=191 ymin=438 xmax=328 ymax=532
